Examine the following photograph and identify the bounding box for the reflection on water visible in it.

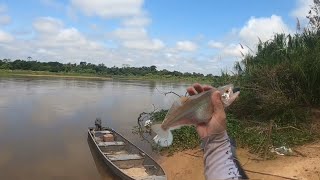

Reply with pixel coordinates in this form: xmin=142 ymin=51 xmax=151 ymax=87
xmin=0 ymin=77 xmax=189 ymax=179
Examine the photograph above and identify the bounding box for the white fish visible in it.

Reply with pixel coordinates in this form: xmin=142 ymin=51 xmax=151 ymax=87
xmin=152 ymin=84 xmax=240 ymax=147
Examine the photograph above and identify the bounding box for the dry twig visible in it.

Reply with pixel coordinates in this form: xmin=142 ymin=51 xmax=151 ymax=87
xmin=155 ymin=87 xmax=182 ymax=97
xmin=245 ymin=169 xmax=299 ymax=180
xmin=264 ymin=120 xmax=273 ymax=160
xmin=293 ymin=149 xmax=307 ymax=157
xmin=184 ymin=152 xmax=202 ymax=158
xmin=276 ymin=126 xmax=304 ymax=132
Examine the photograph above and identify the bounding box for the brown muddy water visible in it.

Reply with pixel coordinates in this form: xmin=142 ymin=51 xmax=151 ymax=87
xmin=0 ymin=77 xmax=189 ymax=180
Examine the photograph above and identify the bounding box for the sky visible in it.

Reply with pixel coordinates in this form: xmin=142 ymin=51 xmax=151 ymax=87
xmin=0 ymin=0 xmax=315 ymax=75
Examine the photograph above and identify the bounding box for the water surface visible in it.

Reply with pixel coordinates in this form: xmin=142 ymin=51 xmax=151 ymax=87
xmin=0 ymin=77 xmax=189 ymax=179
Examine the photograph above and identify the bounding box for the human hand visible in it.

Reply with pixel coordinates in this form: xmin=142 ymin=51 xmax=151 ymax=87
xmin=187 ymin=83 xmax=227 ymax=139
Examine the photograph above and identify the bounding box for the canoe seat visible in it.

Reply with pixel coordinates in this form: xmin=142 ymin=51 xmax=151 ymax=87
xmin=107 ymin=154 xmax=144 ymax=161
xmin=104 ymin=150 xmax=128 ymax=155
xmin=139 ymin=175 xmax=166 ymax=180
xmin=95 ymin=130 xmax=112 ymax=134
xmin=98 ymin=141 xmax=125 ymax=146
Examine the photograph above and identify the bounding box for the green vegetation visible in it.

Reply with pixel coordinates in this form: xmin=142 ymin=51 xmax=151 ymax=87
xmin=0 ymin=59 xmax=220 ymax=83
xmin=140 ymin=1 xmax=320 ymax=157
xmin=0 ymin=59 xmax=240 ymax=84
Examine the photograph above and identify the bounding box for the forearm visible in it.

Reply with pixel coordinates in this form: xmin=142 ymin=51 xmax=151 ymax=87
xmin=203 ymin=131 xmax=241 ymax=180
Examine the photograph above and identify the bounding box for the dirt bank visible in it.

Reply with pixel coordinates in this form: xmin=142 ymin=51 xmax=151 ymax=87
xmin=160 ymin=141 xmax=320 ymax=180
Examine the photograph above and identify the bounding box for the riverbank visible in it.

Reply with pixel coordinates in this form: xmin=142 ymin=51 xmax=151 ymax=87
xmin=159 ymin=142 xmax=320 ymax=180
xmin=0 ymin=70 xmax=113 ymax=80
xmin=0 ymin=70 xmax=212 ymax=83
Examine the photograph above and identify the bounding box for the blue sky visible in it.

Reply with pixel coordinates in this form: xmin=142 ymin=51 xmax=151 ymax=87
xmin=0 ymin=0 xmax=314 ymax=74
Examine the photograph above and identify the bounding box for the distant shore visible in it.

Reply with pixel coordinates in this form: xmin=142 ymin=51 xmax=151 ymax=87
xmin=0 ymin=70 xmax=209 ymax=83
xmin=0 ymin=70 xmax=112 ymax=79
xmin=1 ymin=73 xmax=113 ymax=80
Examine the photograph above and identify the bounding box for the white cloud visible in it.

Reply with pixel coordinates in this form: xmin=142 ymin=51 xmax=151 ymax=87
xmin=122 ymin=38 xmax=164 ymax=50
xmin=239 ymin=15 xmax=291 ymax=48
xmin=112 ymin=27 xmax=165 ymax=50
xmin=207 ymin=15 xmax=292 ymax=68
xmin=0 ymin=15 xmax=11 ymax=25
xmin=0 ymin=17 xmax=113 ymax=64
xmin=291 ymin=0 xmax=313 ymax=19
xmin=123 ymin=16 xmax=151 ymax=27
xmin=71 ymin=0 xmax=144 ymax=18
xmin=208 ymin=40 xmax=224 ymax=49
xmin=0 ymin=30 xmax=14 ymax=43
xmin=71 ymin=0 xmax=161 ymax=51
xmin=33 ymin=17 xmax=63 ymax=34
xmin=112 ymin=27 xmax=148 ymax=40
xmin=221 ymin=44 xmax=249 ymax=57
xmin=176 ymin=41 xmax=198 ymax=52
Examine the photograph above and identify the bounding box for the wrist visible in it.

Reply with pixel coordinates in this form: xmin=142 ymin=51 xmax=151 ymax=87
xmin=202 ymin=130 xmax=227 ymax=140
xmin=201 ymin=131 xmax=228 ymax=149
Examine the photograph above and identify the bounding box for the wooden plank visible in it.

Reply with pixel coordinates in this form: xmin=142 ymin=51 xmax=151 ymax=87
xmin=98 ymin=141 xmax=125 ymax=146
xmin=107 ymin=154 xmax=143 ymax=161
xmin=96 ymin=130 xmax=112 ymax=134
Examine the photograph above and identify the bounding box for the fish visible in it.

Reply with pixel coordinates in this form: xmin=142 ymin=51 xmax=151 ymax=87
xmin=151 ymin=84 xmax=240 ymax=147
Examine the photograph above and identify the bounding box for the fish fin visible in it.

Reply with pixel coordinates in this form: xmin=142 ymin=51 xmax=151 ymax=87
xmin=164 ymin=100 xmax=183 ymax=120
xmin=151 ymin=124 xmax=173 ymax=147
xmin=180 ymin=96 xmax=189 ymax=104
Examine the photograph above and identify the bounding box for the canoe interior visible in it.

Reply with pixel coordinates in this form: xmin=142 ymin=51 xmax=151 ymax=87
xmin=88 ymin=127 xmax=166 ymax=180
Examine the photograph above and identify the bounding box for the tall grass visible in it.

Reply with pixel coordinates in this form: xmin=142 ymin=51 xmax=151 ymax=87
xmin=230 ymin=29 xmax=320 ymax=138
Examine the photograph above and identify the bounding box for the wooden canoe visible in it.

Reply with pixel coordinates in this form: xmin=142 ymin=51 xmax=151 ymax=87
xmin=88 ymin=127 xmax=167 ymax=180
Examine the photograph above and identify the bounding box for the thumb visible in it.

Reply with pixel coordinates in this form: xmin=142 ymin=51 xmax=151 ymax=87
xmin=211 ymin=91 xmax=224 ymax=114
xmin=210 ymin=91 xmax=227 ymax=131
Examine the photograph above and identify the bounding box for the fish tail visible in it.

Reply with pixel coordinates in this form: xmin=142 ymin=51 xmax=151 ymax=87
xmin=151 ymin=124 xmax=173 ymax=147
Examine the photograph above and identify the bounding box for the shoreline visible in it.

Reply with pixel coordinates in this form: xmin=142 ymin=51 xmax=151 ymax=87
xmin=0 ymin=70 xmax=211 ymax=83
xmin=1 ymin=73 xmax=113 ymax=80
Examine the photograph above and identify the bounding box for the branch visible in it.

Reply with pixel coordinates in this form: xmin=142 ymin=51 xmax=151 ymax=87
xmin=276 ymin=126 xmax=304 ymax=132
xmin=137 ymin=112 xmax=148 ymax=130
xmin=264 ymin=120 xmax=273 ymax=160
xmin=164 ymin=91 xmax=181 ymax=97
xmin=244 ymin=169 xmax=298 ymax=180
xmin=155 ymin=87 xmax=182 ymax=97
xmin=184 ymin=152 xmax=202 ymax=158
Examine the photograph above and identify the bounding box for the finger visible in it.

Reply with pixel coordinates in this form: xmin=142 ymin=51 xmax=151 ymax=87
xmin=187 ymin=86 xmax=197 ymax=96
xmin=193 ymin=83 xmax=204 ymax=93
xmin=196 ymin=122 xmax=207 ymax=127
xmin=211 ymin=91 xmax=225 ymax=115
xmin=203 ymin=85 xmax=213 ymax=91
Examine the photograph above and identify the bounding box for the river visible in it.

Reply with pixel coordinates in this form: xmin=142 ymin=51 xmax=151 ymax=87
xmin=0 ymin=77 xmax=190 ymax=180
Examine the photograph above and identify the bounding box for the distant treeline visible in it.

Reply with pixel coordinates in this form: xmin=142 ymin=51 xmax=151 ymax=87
xmin=0 ymin=59 xmax=216 ymax=78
